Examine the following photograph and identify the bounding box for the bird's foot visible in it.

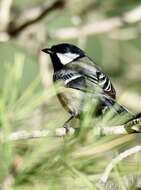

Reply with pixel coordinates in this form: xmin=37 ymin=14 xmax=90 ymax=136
xmin=55 ymin=125 xmax=75 ymax=137
xmin=64 ymin=123 xmax=75 ymax=135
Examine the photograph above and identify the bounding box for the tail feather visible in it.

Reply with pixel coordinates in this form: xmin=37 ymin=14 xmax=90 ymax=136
xmin=101 ymin=95 xmax=135 ymax=117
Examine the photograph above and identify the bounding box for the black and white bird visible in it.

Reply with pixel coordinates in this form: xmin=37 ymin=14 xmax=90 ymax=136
xmin=42 ymin=43 xmax=134 ymax=129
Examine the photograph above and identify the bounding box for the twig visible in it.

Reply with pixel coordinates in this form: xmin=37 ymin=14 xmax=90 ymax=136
xmin=100 ymin=125 xmax=127 ymax=135
xmin=2 ymin=123 xmax=141 ymax=142
xmin=6 ymin=127 xmax=74 ymax=141
xmin=0 ymin=116 xmax=140 ymax=141
xmin=99 ymin=146 xmax=141 ymax=184
xmin=7 ymin=0 xmax=65 ymax=36
xmin=0 ymin=125 xmax=129 ymax=142
xmin=8 ymin=129 xmax=51 ymax=141
xmin=52 ymin=5 xmax=141 ymax=39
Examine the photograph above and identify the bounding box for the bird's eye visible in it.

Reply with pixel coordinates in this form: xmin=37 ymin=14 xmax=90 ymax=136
xmin=56 ymin=52 xmax=79 ymax=65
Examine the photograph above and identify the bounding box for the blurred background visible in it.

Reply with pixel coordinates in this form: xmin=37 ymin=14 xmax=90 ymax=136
xmin=0 ymin=0 xmax=141 ymax=189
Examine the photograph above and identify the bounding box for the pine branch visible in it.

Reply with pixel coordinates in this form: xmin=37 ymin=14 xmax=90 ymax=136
xmin=0 ymin=115 xmax=140 ymax=142
xmin=1 ymin=123 xmax=139 ymax=142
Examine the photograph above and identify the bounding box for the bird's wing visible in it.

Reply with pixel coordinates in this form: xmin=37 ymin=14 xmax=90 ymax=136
xmin=65 ymin=74 xmax=130 ymax=115
xmin=67 ymin=56 xmax=116 ymax=99
xmin=54 ymin=66 xmax=133 ymax=116
xmin=63 ymin=56 xmax=134 ymax=115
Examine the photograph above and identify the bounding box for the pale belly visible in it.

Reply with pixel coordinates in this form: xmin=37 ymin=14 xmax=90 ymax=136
xmin=57 ymin=87 xmax=84 ymax=117
xmin=56 ymin=86 xmax=99 ymax=117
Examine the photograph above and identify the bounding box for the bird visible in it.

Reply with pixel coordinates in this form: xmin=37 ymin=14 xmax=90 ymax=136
xmin=42 ymin=43 xmax=134 ymax=131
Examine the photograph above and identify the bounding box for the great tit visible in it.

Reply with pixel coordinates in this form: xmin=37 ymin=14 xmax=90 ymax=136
xmin=42 ymin=43 xmax=134 ymax=129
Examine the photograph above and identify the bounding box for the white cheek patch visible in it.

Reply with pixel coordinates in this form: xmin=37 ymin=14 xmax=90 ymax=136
xmin=57 ymin=52 xmax=79 ymax=65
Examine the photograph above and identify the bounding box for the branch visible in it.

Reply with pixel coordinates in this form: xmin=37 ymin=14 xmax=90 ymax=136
xmin=52 ymin=5 xmax=141 ymax=40
xmin=7 ymin=0 xmax=65 ymax=37
xmin=0 ymin=115 xmax=140 ymax=141
xmin=0 ymin=125 xmax=130 ymax=141
xmin=98 ymin=146 xmax=141 ymax=185
xmin=99 ymin=125 xmax=127 ymax=135
xmin=6 ymin=128 xmax=75 ymax=141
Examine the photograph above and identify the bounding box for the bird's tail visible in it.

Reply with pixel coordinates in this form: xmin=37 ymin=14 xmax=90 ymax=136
xmin=101 ymin=95 xmax=135 ymax=118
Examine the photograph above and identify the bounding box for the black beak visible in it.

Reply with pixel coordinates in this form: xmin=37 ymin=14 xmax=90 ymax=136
xmin=42 ymin=48 xmax=53 ymax=54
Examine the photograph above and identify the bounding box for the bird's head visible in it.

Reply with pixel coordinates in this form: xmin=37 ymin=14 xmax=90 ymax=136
xmin=42 ymin=43 xmax=85 ymax=71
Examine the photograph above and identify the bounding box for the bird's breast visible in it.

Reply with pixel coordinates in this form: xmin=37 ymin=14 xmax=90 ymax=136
xmin=57 ymin=86 xmax=83 ymax=117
